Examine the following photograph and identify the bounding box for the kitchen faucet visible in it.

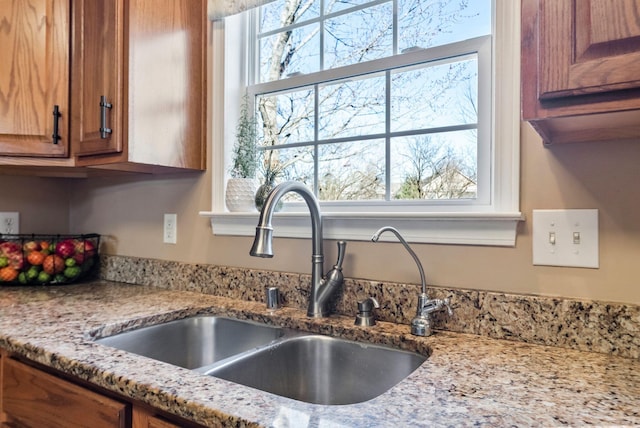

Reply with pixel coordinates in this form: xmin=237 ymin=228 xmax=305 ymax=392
xmin=371 ymin=226 xmax=452 ymax=336
xmin=250 ymin=181 xmax=346 ymax=318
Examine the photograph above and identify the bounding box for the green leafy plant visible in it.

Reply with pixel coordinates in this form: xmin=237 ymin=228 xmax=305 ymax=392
xmin=230 ymin=93 xmax=257 ymax=178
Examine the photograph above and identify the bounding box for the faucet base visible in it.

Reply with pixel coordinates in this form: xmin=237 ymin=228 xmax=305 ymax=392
xmin=307 ymin=303 xmax=331 ymax=318
xmin=411 ymin=315 xmax=431 ymax=336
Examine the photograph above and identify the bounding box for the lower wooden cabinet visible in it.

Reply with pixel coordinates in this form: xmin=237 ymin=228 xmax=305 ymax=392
xmin=0 ymin=351 xmax=188 ymax=428
xmin=2 ymin=357 xmax=129 ymax=427
xmin=0 ymin=351 xmax=4 ymax=425
xmin=132 ymin=408 xmax=182 ymax=428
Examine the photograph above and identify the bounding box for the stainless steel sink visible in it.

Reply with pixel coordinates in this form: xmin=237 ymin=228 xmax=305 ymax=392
xmin=95 ymin=316 xmax=284 ymax=369
xmin=206 ymin=334 xmax=427 ymax=405
xmin=96 ymin=316 xmax=427 ymax=405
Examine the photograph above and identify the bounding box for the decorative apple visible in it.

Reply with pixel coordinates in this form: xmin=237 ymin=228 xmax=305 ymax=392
xmin=55 ymin=239 xmax=76 ymax=258
xmin=73 ymin=239 xmax=97 ymax=264
xmin=0 ymin=241 xmax=24 ymax=270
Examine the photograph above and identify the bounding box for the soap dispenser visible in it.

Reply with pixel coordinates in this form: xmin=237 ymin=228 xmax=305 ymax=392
xmin=354 ymin=296 xmax=380 ymax=326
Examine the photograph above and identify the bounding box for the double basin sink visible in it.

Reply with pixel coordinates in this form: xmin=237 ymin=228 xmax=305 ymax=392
xmin=95 ymin=316 xmax=427 ymax=405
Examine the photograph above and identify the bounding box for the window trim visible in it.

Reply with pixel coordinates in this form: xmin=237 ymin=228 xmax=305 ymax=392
xmin=201 ymin=0 xmax=523 ymax=246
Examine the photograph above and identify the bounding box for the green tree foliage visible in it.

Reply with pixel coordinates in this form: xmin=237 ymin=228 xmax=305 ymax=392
xmin=230 ymin=94 xmax=258 ymax=178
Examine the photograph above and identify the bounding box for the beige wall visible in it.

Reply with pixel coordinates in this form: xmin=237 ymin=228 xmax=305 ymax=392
xmin=5 ymin=124 xmax=640 ymax=304
xmin=62 ymin=122 xmax=640 ymax=306
xmin=3 ymin=123 xmax=639 ymax=305
xmin=0 ymin=175 xmax=71 ymax=234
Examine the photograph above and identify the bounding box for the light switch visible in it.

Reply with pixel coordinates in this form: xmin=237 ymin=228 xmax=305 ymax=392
xmin=532 ymin=209 xmax=598 ymax=268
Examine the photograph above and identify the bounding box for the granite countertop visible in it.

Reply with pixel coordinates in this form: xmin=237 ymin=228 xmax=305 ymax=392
xmin=0 ymin=281 xmax=638 ymax=427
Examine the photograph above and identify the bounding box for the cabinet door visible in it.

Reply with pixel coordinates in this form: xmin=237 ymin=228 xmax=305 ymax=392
xmin=0 ymin=0 xmax=70 ymax=157
xmin=126 ymin=0 xmax=207 ymax=170
xmin=539 ymin=0 xmax=640 ymax=100
xmin=132 ymin=407 xmax=181 ymax=428
xmin=2 ymin=358 xmax=129 ymax=427
xmin=72 ymin=0 xmax=124 ymax=157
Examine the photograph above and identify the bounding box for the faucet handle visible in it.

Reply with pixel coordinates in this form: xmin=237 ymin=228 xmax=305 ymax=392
xmin=420 ymin=297 xmax=453 ymax=316
xmin=334 ymin=241 xmax=346 ymax=269
xmin=441 ymin=298 xmax=453 ymax=316
xmin=324 ymin=241 xmax=346 ymax=287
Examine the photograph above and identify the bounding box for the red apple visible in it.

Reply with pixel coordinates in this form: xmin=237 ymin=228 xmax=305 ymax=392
xmin=73 ymin=239 xmax=96 ymax=264
xmin=0 ymin=241 xmax=24 ymax=270
xmin=73 ymin=252 xmax=85 ymax=264
xmin=74 ymin=239 xmax=96 ymax=255
xmin=55 ymin=239 xmax=76 ymax=258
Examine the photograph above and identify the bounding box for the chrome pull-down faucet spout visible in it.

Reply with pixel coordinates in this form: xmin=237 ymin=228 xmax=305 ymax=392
xmin=250 ymin=181 xmax=345 ymax=318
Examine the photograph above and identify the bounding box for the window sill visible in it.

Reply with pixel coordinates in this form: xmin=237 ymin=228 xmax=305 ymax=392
xmin=199 ymin=211 xmax=524 ymax=246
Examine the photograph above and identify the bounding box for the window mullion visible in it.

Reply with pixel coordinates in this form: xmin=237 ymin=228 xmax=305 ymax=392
xmin=320 ymin=0 xmax=325 ymax=71
xmin=314 ymin=83 xmax=320 ymax=195
xmin=264 ymin=122 xmax=479 ymax=152
xmin=385 ymin=70 xmax=391 ymax=201
xmin=393 ymin=0 xmax=398 ymax=55
xmin=316 ymin=0 xmax=324 ymax=196
xmin=389 ymin=0 xmax=397 ymax=202
xmin=250 ymin=38 xmax=487 ymax=95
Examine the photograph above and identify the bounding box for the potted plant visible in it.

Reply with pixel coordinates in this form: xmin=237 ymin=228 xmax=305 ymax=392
xmin=225 ymin=94 xmax=259 ymax=212
xmin=254 ymin=152 xmax=282 ymax=211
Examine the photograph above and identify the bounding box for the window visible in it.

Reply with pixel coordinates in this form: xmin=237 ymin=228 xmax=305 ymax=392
xmin=203 ymin=0 xmax=522 ymax=246
xmin=252 ymin=0 xmax=489 ymax=205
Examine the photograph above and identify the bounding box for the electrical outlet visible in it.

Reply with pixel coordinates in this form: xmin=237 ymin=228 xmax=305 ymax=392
xmin=532 ymin=209 xmax=598 ymax=268
xmin=0 ymin=212 xmax=20 ymax=235
xmin=163 ymin=213 xmax=177 ymax=244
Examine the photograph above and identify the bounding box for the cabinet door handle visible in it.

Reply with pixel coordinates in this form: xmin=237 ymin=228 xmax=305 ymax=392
xmin=100 ymin=95 xmax=113 ymax=139
xmin=52 ymin=105 xmax=61 ymax=145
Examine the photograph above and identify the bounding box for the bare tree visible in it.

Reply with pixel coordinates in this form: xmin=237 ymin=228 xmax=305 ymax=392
xmin=253 ymin=0 xmax=479 ymax=200
xmin=393 ymin=136 xmax=476 ymax=200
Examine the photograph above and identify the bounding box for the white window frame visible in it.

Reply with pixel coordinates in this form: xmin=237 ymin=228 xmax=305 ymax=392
xmin=201 ymin=0 xmax=523 ymax=246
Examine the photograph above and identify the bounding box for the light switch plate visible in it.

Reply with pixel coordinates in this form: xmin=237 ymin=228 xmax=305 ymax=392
xmin=163 ymin=213 xmax=177 ymax=244
xmin=532 ymin=209 xmax=598 ymax=268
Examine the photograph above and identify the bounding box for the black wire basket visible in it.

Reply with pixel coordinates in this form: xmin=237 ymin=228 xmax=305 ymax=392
xmin=0 ymin=233 xmax=100 ymax=286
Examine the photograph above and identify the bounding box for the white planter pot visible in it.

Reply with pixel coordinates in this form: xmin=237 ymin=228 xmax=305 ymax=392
xmin=225 ymin=178 xmax=258 ymax=212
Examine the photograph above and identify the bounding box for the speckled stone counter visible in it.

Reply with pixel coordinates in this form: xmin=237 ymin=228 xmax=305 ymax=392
xmin=1 ymin=282 xmax=639 ymax=427
xmin=100 ymin=255 xmax=640 ymax=359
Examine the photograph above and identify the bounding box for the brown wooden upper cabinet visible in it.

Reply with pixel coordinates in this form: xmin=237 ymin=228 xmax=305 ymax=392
xmin=0 ymin=0 xmax=71 ymax=159
xmin=72 ymin=0 xmax=124 ymax=160
xmin=0 ymin=0 xmax=206 ymax=173
xmin=522 ymin=0 xmax=640 ymax=144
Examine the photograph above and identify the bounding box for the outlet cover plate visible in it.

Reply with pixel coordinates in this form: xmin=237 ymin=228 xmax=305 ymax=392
xmin=532 ymin=209 xmax=598 ymax=268
xmin=0 ymin=212 xmax=20 ymax=235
